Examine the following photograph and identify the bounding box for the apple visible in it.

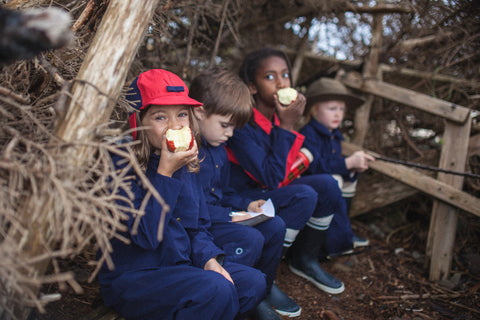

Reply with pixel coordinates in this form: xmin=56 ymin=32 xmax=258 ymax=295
xmin=277 ymin=87 xmax=298 ymax=106
xmin=165 ymin=126 xmax=194 ymax=152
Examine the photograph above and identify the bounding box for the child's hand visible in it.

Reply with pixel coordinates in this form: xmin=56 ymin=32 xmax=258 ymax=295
xmin=204 ymin=257 xmax=234 ymax=284
xmin=157 ymin=133 xmax=198 ymax=177
xmin=274 ymin=92 xmax=306 ymax=131
xmin=247 ymin=199 xmax=266 ymax=213
xmin=345 ymin=151 xmax=375 ymax=172
xmin=230 ymin=211 xmax=252 ymax=222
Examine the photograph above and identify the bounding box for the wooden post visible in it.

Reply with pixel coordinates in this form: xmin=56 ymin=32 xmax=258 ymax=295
xmin=352 ymin=13 xmax=383 ymax=146
xmin=426 ymin=118 xmax=471 ymax=281
xmin=4 ymin=1 xmax=160 ymax=319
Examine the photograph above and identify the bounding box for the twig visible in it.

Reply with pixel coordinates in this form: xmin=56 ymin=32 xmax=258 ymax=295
xmin=0 ymin=85 xmax=30 ymax=104
xmin=71 ymin=0 xmax=96 ymax=32
xmin=210 ymin=0 xmax=231 ymax=67
xmin=377 ymin=292 xmax=462 ymax=300
xmin=447 ymin=300 xmax=480 ymax=314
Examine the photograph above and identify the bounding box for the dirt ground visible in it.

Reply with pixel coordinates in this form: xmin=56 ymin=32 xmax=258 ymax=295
xmin=30 ymin=203 xmax=480 ymax=320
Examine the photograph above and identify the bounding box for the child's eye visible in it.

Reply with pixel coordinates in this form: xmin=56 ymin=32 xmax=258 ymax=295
xmin=282 ymin=72 xmax=290 ymax=79
xmin=221 ymin=123 xmax=232 ymax=128
xmin=266 ymin=74 xmax=275 ymax=81
xmin=155 ymin=115 xmax=166 ymax=120
xmin=178 ymin=112 xmax=188 ymax=118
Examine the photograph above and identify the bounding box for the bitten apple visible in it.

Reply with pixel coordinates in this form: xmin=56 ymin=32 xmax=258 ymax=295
xmin=277 ymin=87 xmax=298 ymax=106
xmin=165 ymin=126 xmax=194 ymax=152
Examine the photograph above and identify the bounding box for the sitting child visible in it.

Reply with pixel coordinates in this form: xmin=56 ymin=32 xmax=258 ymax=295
xmin=97 ymin=69 xmax=266 ymax=320
xmin=227 ymin=47 xmax=346 ymax=294
xmin=300 ymin=77 xmax=375 ymax=256
xmin=189 ymin=68 xmax=301 ymax=319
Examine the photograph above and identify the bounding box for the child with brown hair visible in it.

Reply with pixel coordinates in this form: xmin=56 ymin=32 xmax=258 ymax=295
xmin=190 ymin=67 xmax=301 ymax=319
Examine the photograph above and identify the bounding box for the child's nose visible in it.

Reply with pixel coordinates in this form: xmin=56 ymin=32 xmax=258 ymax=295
xmin=168 ymin=119 xmax=183 ymax=130
xmin=225 ymin=127 xmax=234 ymax=137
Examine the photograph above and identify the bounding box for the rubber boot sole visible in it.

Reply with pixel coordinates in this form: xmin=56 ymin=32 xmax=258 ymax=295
xmin=274 ymin=307 xmax=302 ymax=317
xmin=288 ymin=265 xmax=345 ymax=294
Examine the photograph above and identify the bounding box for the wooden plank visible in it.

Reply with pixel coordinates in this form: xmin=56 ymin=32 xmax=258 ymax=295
xmin=342 ymin=141 xmax=480 ymax=218
xmin=427 ymin=119 xmax=471 ymax=280
xmin=340 ymin=72 xmax=470 ymax=124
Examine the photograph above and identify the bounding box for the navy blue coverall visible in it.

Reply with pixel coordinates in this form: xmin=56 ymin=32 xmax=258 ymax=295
xmin=226 ymin=108 xmax=342 ymax=235
xmin=98 ymin=153 xmax=266 ymax=320
xmin=199 ymin=139 xmax=285 ymax=293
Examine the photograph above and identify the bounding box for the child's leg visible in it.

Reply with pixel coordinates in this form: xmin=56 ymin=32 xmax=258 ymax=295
xmin=288 ymin=174 xmax=345 ymax=294
xmin=223 ymin=261 xmax=267 ymax=318
xmin=100 ymin=265 xmax=239 ymax=320
xmin=325 ymin=175 xmax=354 ymax=257
xmin=336 ymin=178 xmax=369 ymax=248
xmin=259 ymin=185 xmax=317 ymax=247
xmin=254 ymin=216 xmax=285 ymax=291
xmin=210 ymin=222 xmax=264 ymax=266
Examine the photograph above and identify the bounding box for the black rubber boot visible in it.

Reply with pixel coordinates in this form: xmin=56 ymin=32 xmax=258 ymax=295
xmin=266 ymin=283 xmax=301 ymax=317
xmin=345 ymin=197 xmax=369 ymax=248
xmin=252 ymin=300 xmax=281 ymax=320
xmin=288 ymin=226 xmax=345 ymax=294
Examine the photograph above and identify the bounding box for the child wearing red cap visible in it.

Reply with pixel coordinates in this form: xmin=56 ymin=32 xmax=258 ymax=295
xmin=98 ymin=69 xmax=266 ymax=320
xmin=190 ymin=68 xmax=301 ymax=319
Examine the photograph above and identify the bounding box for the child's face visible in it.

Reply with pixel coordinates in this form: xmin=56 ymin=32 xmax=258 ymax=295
xmin=310 ymin=100 xmax=346 ymax=131
xmin=196 ymin=112 xmax=234 ymax=147
xmin=250 ymin=56 xmax=291 ymax=107
xmin=142 ymin=104 xmax=191 ymax=151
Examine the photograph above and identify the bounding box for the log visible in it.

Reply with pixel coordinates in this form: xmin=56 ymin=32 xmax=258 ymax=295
xmin=340 ymin=71 xmax=471 ymax=124
xmin=5 ymin=1 xmax=160 ymax=319
xmin=342 ymin=141 xmax=480 ymax=218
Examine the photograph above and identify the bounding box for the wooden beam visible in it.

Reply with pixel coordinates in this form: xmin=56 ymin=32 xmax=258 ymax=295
xmin=379 ymin=64 xmax=480 ymax=89
xmin=340 ymin=71 xmax=471 ymax=124
xmin=342 ymin=141 xmax=480 ymax=218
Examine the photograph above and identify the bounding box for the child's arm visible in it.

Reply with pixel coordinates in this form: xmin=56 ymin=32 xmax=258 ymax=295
xmin=112 ymin=153 xmax=182 ymax=250
xmin=274 ymin=92 xmax=306 ymax=132
xmin=185 ymin=174 xmax=226 ymax=268
xmin=345 ymin=151 xmax=375 ymax=173
xmin=157 ymin=134 xmax=199 ymax=177
xmin=227 ymin=120 xmax=304 ymax=188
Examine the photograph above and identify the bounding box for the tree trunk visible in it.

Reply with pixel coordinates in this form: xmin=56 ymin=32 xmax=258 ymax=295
xmin=3 ymin=1 xmax=160 ymax=319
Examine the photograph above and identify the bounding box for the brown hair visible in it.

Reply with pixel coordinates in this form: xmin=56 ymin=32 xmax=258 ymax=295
xmin=189 ymin=67 xmax=253 ymax=128
xmin=131 ymin=107 xmax=201 ymax=173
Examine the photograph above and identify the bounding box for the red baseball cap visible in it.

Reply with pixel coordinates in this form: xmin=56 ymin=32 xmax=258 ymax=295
xmin=126 ymin=69 xmax=203 ymax=140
